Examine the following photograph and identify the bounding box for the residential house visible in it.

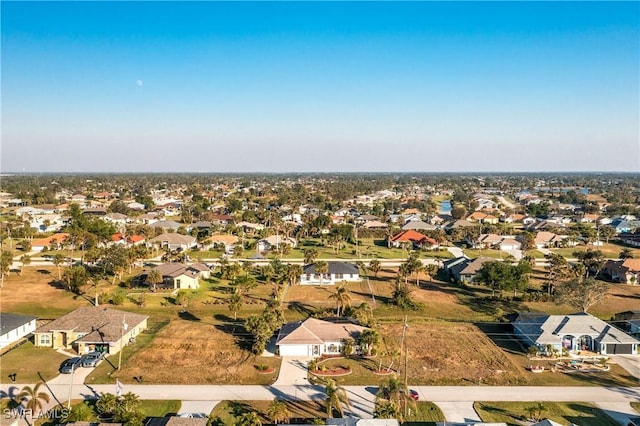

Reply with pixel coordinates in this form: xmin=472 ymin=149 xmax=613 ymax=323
xmin=102 ymin=213 xmax=129 ymax=227
xmin=146 ymin=417 xmax=208 ymax=426
xmin=109 ymin=233 xmax=145 ymax=248
xmin=618 ymin=234 xmax=640 ymax=247
xmin=300 ymin=261 xmax=360 ymax=285
xmin=33 ymin=306 xmax=148 ymax=355
xmin=209 ymin=214 xmax=234 ymax=226
xmin=257 ymin=235 xmax=297 ymax=252
xmin=443 ymin=256 xmax=494 ymax=283
xmin=602 ymin=259 xmax=640 ymax=284
xmin=150 ymin=220 xmax=183 ymax=232
xmin=236 ymin=221 xmax=265 ymax=233
xmin=512 ymin=312 xmax=639 ymax=355
xmin=388 ymin=230 xmax=438 ymax=249
xmin=142 ymin=263 xmax=209 ymax=290
xmin=149 ymin=233 xmax=197 ymax=251
xmin=31 ymin=233 xmax=69 ymax=252
xmin=28 ymin=213 xmax=64 ymax=232
xmin=444 ymin=219 xmax=475 ymax=230
xmin=276 ymin=317 xmax=368 ymax=356
xmin=532 ymin=231 xmax=565 ymax=249
xmin=361 ymin=220 xmax=388 ymax=229
xmin=466 ymin=212 xmax=499 ymax=224
xmin=354 ymin=214 xmax=379 ymax=225
xmin=401 ymin=220 xmax=436 ymax=231
xmin=0 ymin=313 xmax=37 ymax=350
xmin=82 ymin=207 xmax=108 ymax=216
xmin=203 ymin=234 xmax=239 ymax=253
xmin=126 ymin=201 xmax=146 ymax=211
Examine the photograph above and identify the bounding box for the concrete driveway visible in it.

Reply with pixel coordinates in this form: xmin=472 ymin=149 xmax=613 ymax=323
xmin=273 ymin=357 xmax=312 ymax=386
xmin=432 ymin=401 xmax=481 ymax=423
xmin=610 ymin=355 xmax=640 ymax=379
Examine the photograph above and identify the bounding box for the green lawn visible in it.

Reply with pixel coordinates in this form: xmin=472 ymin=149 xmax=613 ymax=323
xmin=138 ymin=400 xmax=182 ymax=417
xmin=550 ymin=242 xmax=640 ymax=259
xmin=463 ymin=249 xmax=512 ymax=259
xmin=405 ymin=401 xmax=446 ymax=424
xmin=631 ymin=402 xmax=640 ymax=413
xmin=474 ymin=401 xmax=620 ymax=426
xmin=0 ymin=342 xmax=69 ymax=383
xmin=211 ymin=400 xmax=327 ymax=424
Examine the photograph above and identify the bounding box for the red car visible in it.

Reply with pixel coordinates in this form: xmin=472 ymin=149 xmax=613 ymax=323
xmin=407 ymin=389 xmax=419 ymax=400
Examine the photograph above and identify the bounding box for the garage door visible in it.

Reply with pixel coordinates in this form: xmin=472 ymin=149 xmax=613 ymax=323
xmin=609 ymin=344 xmax=633 ymax=354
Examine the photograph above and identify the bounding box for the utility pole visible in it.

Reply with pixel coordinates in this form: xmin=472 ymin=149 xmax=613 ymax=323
xmin=117 ymin=315 xmax=128 ymax=370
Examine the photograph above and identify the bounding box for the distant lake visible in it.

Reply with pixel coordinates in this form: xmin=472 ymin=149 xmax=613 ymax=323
xmin=440 ymin=200 xmax=452 ymax=214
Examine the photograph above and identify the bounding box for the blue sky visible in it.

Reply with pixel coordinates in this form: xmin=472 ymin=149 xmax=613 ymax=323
xmin=2 ymin=1 xmax=639 ymax=173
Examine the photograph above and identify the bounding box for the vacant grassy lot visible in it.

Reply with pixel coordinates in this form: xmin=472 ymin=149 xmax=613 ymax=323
xmin=551 ymin=242 xmax=640 ymax=259
xmin=0 ymin=342 xmax=69 ymax=383
xmin=474 ymin=401 xmax=620 ymax=426
xmin=91 ymin=319 xmax=280 ymax=384
xmin=0 ymin=267 xmax=90 ymax=318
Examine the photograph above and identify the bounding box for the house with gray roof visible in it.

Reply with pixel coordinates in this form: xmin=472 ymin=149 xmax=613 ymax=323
xmin=0 ymin=313 xmax=37 ymax=350
xmin=443 ymin=256 xmax=494 ymax=283
xmin=33 ymin=307 xmax=148 ymax=355
xmin=301 ymin=261 xmax=360 ymax=285
xmin=513 ymin=312 xmax=639 ymax=355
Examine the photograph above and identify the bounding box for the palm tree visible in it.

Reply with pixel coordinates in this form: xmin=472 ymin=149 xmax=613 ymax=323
xmin=315 ymin=261 xmax=329 ymax=286
xmin=329 ymin=283 xmax=352 ymax=316
xmin=284 ymin=264 xmax=303 ymax=286
xmin=304 ymin=249 xmax=318 ymax=265
xmin=145 ymin=268 xmax=163 ymax=291
xmin=95 ymin=392 xmax=118 ymax=415
xmin=620 ymin=248 xmax=634 ymax=260
xmin=424 ymin=264 xmax=438 ymax=281
xmin=19 ymin=255 xmax=31 ymax=276
xmin=369 ymin=259 xmax=381 ymax=277
xmin=237 ymin=411 xmax=262 ymax=426
xmin=357 ymin=328 xmax=380 ymax=357
xmin=267 ymin=398 xmax=290 ymax=424
xmin=17 ymin=383 xmax=50 ymax=414
xmin=53 ymin=253 xmax=65 ymax=280
xmin=228 ymin=290 xmax=243 ymax=321
xmin=376 ymin=377 xmax=414 ymax=421
xmin=324 ymin=379 xmax=350 ymax=418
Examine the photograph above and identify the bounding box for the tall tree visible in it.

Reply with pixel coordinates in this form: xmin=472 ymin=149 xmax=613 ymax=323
xmin=329 ymin=284 xmax=352 ymax=316
xmin=266 ymin=398 xmax=290 ymax=424
xmin=368 ymin=259 xmax=382 ymax=278
xmin=555 ymin=277 xmax=608 ymax=313
xmin=145 ymin=268 xmax=163 ymax=291
xmin=53 ymin=253 xmax=66 ymax=280
xmin=619 ymin=248 xmax=634 ymax=260
xmin=324 ymin=379 xmax=350 ymax=418
xmin=357 ymin=328 xmax=380 ymax=357
xmin=17 ymin=383 xmax=50 ymax=414
xmin=19 ymin=255 xmax=31 ymax=275
xmin=228 ymin=290 xmax=243 ymax=321
xmin=315 ymin=261 xmax=329 ymax=286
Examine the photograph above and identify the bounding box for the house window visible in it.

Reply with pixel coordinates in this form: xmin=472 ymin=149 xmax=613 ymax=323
xmin=327 ymin=344 xmax=338 ymax=353
xmin=306 ymin=274 xmax=311 ymax=281
xmin=176 ymin=279 xmax=181 ymax=287
xmin=335 ymin=274 xmax=343 ymax=279
xmin=40 ymin=335 xmax=51 ymax=345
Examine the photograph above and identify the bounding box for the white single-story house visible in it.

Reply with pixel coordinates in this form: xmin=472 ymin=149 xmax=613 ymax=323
xmin=513 ymin=312 xmax=639 ymax=355
xmin=0 ymin=313 xmax=37 ymax=350
xmin=300 ymin=261 xmax=360 ymax=285
xmin=33 ymin=307 xmax=148 ymax=355
xmin=257 ymin=235 xmax=297 ymax=252
xmin=276 ymin=318 xmax=368 ymax=357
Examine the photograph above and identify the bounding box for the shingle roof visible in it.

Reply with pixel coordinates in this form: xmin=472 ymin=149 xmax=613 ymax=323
xmin=276 ymin=318 xmax=367 ymax=345
xmin=34 ymin=307 xmax=147 ymax=343
xmin=149 ymin=233 xmax=196 ymax=245
xmin=0 ymin=313 xmax=36 ymax=335
xmin=514 ymin=312 xmax=639 ymax=345
xmin=303 ymin=261 xmax=359 ymax=275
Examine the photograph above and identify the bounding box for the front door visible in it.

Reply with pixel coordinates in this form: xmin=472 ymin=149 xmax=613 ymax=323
xmin=312 ymin=345 xmax=320 ymax=356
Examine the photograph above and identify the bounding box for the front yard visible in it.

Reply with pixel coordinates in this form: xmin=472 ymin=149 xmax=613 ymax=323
xmin=0 ymin=342 xmax=69 ymax=383
xmin=474 ymin=401 xmax=620 ymax=426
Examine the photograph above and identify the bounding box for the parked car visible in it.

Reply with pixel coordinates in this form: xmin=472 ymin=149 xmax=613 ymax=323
xmin=406 ymin=389 xmax=419 ymax=401
xmin=81 ymin=352 xmax=105 ymax=367
xmin=59 ymin=357 xmax=82 ymax=374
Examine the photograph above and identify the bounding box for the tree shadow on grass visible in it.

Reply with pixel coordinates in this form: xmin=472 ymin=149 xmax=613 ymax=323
xmin=475 ymin=322 xmax=527 ymax=355
xmin=213 ymin=314 xmax=253 ymax=351
xmin=564 ymin=402 xmax=619 ymax=426
xmin=286 ymin=301 xmax=316 ymax=317
xmin=475 ymin=403 xmax=521 ymax=426
xmin=178 ymin=311 xmax=201 ymax=322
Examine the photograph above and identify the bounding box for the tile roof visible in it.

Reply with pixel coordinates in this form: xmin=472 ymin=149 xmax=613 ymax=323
xmin=32 ymin=233 xmax=69 ymax=247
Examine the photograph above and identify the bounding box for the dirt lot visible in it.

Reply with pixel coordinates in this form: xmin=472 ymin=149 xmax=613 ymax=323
xmin=0 ymin=267 xmax=89 ymax=318
xmin=379 ymin=321 xmax=525 ymax=386
xmin=108 ymin=319 xmax=280 ymax=384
